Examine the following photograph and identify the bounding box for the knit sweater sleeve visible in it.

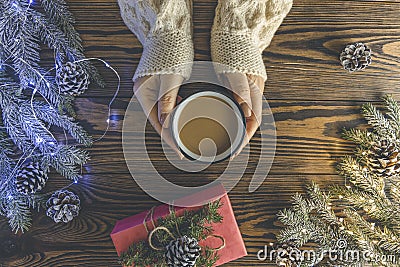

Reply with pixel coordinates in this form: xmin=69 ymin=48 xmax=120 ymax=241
xmin=118 ymin=0 xmax=194 ymax=82
xmin=211 ymin=0 xmax=292 ymax=81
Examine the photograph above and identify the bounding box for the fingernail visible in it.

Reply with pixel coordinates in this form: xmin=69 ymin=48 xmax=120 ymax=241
xmin=160 ymin=113 xmax=168 ymax=127
xmin=241 ymin=103 xmax=252 ymax=117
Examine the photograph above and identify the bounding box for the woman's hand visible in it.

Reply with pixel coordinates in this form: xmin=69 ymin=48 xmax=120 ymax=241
xmin=133 ymin=74 xmax=184 ymax=159
xmin=221 ymin=73 xmax=265 ymax=158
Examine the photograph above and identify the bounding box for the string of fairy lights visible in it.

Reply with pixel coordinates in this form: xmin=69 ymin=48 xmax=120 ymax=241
xmin=0 ymin=0 xmax=121 ymax=198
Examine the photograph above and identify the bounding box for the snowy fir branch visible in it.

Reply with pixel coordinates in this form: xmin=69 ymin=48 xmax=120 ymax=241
xmin=0 ymin=0 xmax=97 ymax=233
xmin=277 ymin=95 xmax=400 ymax=266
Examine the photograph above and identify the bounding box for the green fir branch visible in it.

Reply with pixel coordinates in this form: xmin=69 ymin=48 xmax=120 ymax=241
xmin=39 ymin=0 xmax=104 ymax=86
xmin=342 ymin=128 xmax=376 ymax=148
xmin=338 ymin=156 xmax=385 ymax=195
xmin=362 ymin=102 xmax=397 ymax=140
xmin=119 ymin=200 xmax=223 ymax=267
xmin=385 ymin=179 xmax=400 ymax=207
xmin=277 ymin=95 xmax=400 ymax=267
xmin=306 ymin=182 xmax=338 ymax=226
xmin=382 ymin=94 xmax=400 ymax=133
xmin=28 ymin=101 xmax=92 ymax=146
xmin=40 ymin=0 xmax=82 ymax=52
xmin=0 ymin=0 xmax=97 ymax=233
xmin=332 ymin=185 xmax=400 ymax=227
xmin=344 ymin=209 xmax=400 ymax=259
xmin=5 ymin=197 xmax=32 ymax=234
xmin=40 ymin=145 xmax=90 ymax=181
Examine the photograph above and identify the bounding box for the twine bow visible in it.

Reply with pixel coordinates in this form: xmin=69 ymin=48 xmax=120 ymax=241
xmin=143 ymin=205 xmax=226 ymax=252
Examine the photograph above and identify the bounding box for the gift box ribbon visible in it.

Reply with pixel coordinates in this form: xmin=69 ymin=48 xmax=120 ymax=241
xmin=143 ymin=204 xmax=226 ymax=252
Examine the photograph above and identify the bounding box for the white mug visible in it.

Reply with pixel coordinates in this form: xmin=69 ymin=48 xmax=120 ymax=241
xmin=171 ymin=91 xmax=246 ymax=163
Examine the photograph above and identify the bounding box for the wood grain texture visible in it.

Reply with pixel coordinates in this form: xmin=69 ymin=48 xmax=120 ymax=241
xmin=65 ymin=0 xmax=400 ymax=100
xmin=1 ymin=0 xmax=400 ymax=266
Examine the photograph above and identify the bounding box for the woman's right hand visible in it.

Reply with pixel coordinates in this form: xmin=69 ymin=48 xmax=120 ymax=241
xmin=133 ymin=74 xmax=185 ymax=159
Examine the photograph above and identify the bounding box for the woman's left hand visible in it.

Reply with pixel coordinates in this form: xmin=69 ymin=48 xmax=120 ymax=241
xmin=221 ymin=73 xmax=265 ymax=158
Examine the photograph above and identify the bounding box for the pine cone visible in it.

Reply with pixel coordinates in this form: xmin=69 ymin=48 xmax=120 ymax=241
xmin=56 ymin=62 xmax=90 ymax=96
xmin=46 ymin=190 xmax=80 ymax=223
xmin=15 ymin=161 xmax=48 ymax=195
xmin=275 ymin=243 xmax=302 ymax=267
xmin=368 ymin=140 xmax=400 ymax=177
xmin=165 ymin=236 xmax=201 ymax=267
xmin=339 ymin=42 xmax=372 ymax=72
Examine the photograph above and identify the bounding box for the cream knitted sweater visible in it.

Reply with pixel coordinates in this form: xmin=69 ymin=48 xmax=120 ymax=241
xmin=118 ymin=0 xmax=292 ymax=82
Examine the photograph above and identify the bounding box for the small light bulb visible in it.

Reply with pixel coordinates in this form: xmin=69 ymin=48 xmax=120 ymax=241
xmin=74 ymin=181 xmax=78 ymax=184
xmin=106 ymin=118 xmax=110 ymax=123
xmin=105 ymin=63 xmax=110 ymax=68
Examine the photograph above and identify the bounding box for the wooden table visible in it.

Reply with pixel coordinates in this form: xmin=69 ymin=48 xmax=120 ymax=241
xmin=2 ymin=0 xmax=400 ymax=266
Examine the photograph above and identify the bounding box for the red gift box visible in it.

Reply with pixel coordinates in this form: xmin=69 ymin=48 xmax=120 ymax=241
xmin=110 ymin=183 xmax=247 ymax=266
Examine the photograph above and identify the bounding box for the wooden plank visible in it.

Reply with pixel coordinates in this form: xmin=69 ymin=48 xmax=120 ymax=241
xmin=1 ymin=172 xmax=341 ymax=267
xmin=57 ymin=0 xmax=400 ymax=100
xmin=59 ymin=98 xmax=362 ymax=175
xmin=1 ymin=97 xmax=361 ymax=266
xmin=2 ymin=0 xmax=400 ymax=266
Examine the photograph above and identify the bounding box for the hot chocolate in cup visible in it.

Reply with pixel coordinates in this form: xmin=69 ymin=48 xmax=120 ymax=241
xmin=171 ymin=91 xmax=246 ymax=163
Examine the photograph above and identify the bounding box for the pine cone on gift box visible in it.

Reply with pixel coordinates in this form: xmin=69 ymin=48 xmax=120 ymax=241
xmin=56 ymin=62 xmax=90 ymax=96
xmin=368 ymin=140 xmax=400 ymax=177
xmin=15 ymin=161 xmax=48 ymax=195
xmin=275 ymin=243 xmax=302 ymax=267
xmin=165 ymin=236 xmax=201 ymax=267
xmin=339 ymin=42 xmax=372 ymax=72
xmin=46 ymin=190 xmax=80 ymax=223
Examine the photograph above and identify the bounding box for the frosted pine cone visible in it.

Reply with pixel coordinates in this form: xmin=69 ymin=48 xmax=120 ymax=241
xmin=340 ymin=42 xmax=372 ymax=72
xmin=15 ymin=161 xmax=48 ymax=195
xmin=368 ymin=140 xmax=400 ymax=177
xmin=56 ymin=62 xmax=90 ymax=96
xmin=165 ymin=236 xmax=201 ymax=267
xmin=46 ymin=190 xmax=80 ymax=223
